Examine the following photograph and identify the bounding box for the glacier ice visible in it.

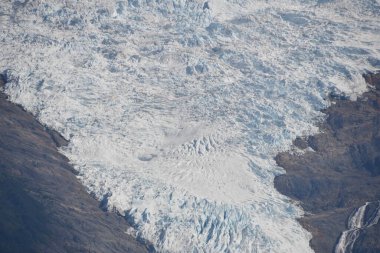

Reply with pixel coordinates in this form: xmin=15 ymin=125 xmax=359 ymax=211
xmin=1 ymin=0 xmax=380 ymax=252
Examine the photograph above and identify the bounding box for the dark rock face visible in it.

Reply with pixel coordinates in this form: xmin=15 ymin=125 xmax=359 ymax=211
xmin=274 ymin=72 xmax=380 ymax=253
xmin=0 ymin=77 xmax=149 ymax=252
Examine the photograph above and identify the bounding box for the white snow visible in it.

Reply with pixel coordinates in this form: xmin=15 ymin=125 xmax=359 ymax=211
xmin=1 ymin=0 xmax=380 ymax=252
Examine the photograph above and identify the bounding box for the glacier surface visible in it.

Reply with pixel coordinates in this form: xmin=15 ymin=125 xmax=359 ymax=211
xmin=1 ymin=0 xmax=380 ymax=252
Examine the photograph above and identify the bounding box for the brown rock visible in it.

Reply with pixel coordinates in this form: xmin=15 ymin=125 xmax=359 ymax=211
xmin=275 ymin=72 xmax=380 ymax=253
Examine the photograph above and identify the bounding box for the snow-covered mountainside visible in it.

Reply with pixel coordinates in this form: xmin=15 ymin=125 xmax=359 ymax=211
xmin=1 ymin=0 xmax=379 ymax=252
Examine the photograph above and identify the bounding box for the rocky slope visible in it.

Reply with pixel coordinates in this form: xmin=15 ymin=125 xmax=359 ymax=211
xmin=0 ymin=75 xmax=150 ymax=253
xmin=275 ymin=72 xmax=380 ymax=253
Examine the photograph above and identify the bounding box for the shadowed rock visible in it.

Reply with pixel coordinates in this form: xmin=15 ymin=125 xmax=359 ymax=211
xmin=0 ymin=76 xmax=150 ymax=253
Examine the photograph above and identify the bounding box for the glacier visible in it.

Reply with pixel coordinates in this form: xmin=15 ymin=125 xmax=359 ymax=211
xmin=1 ymin=0 xmax=380 ymax=252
